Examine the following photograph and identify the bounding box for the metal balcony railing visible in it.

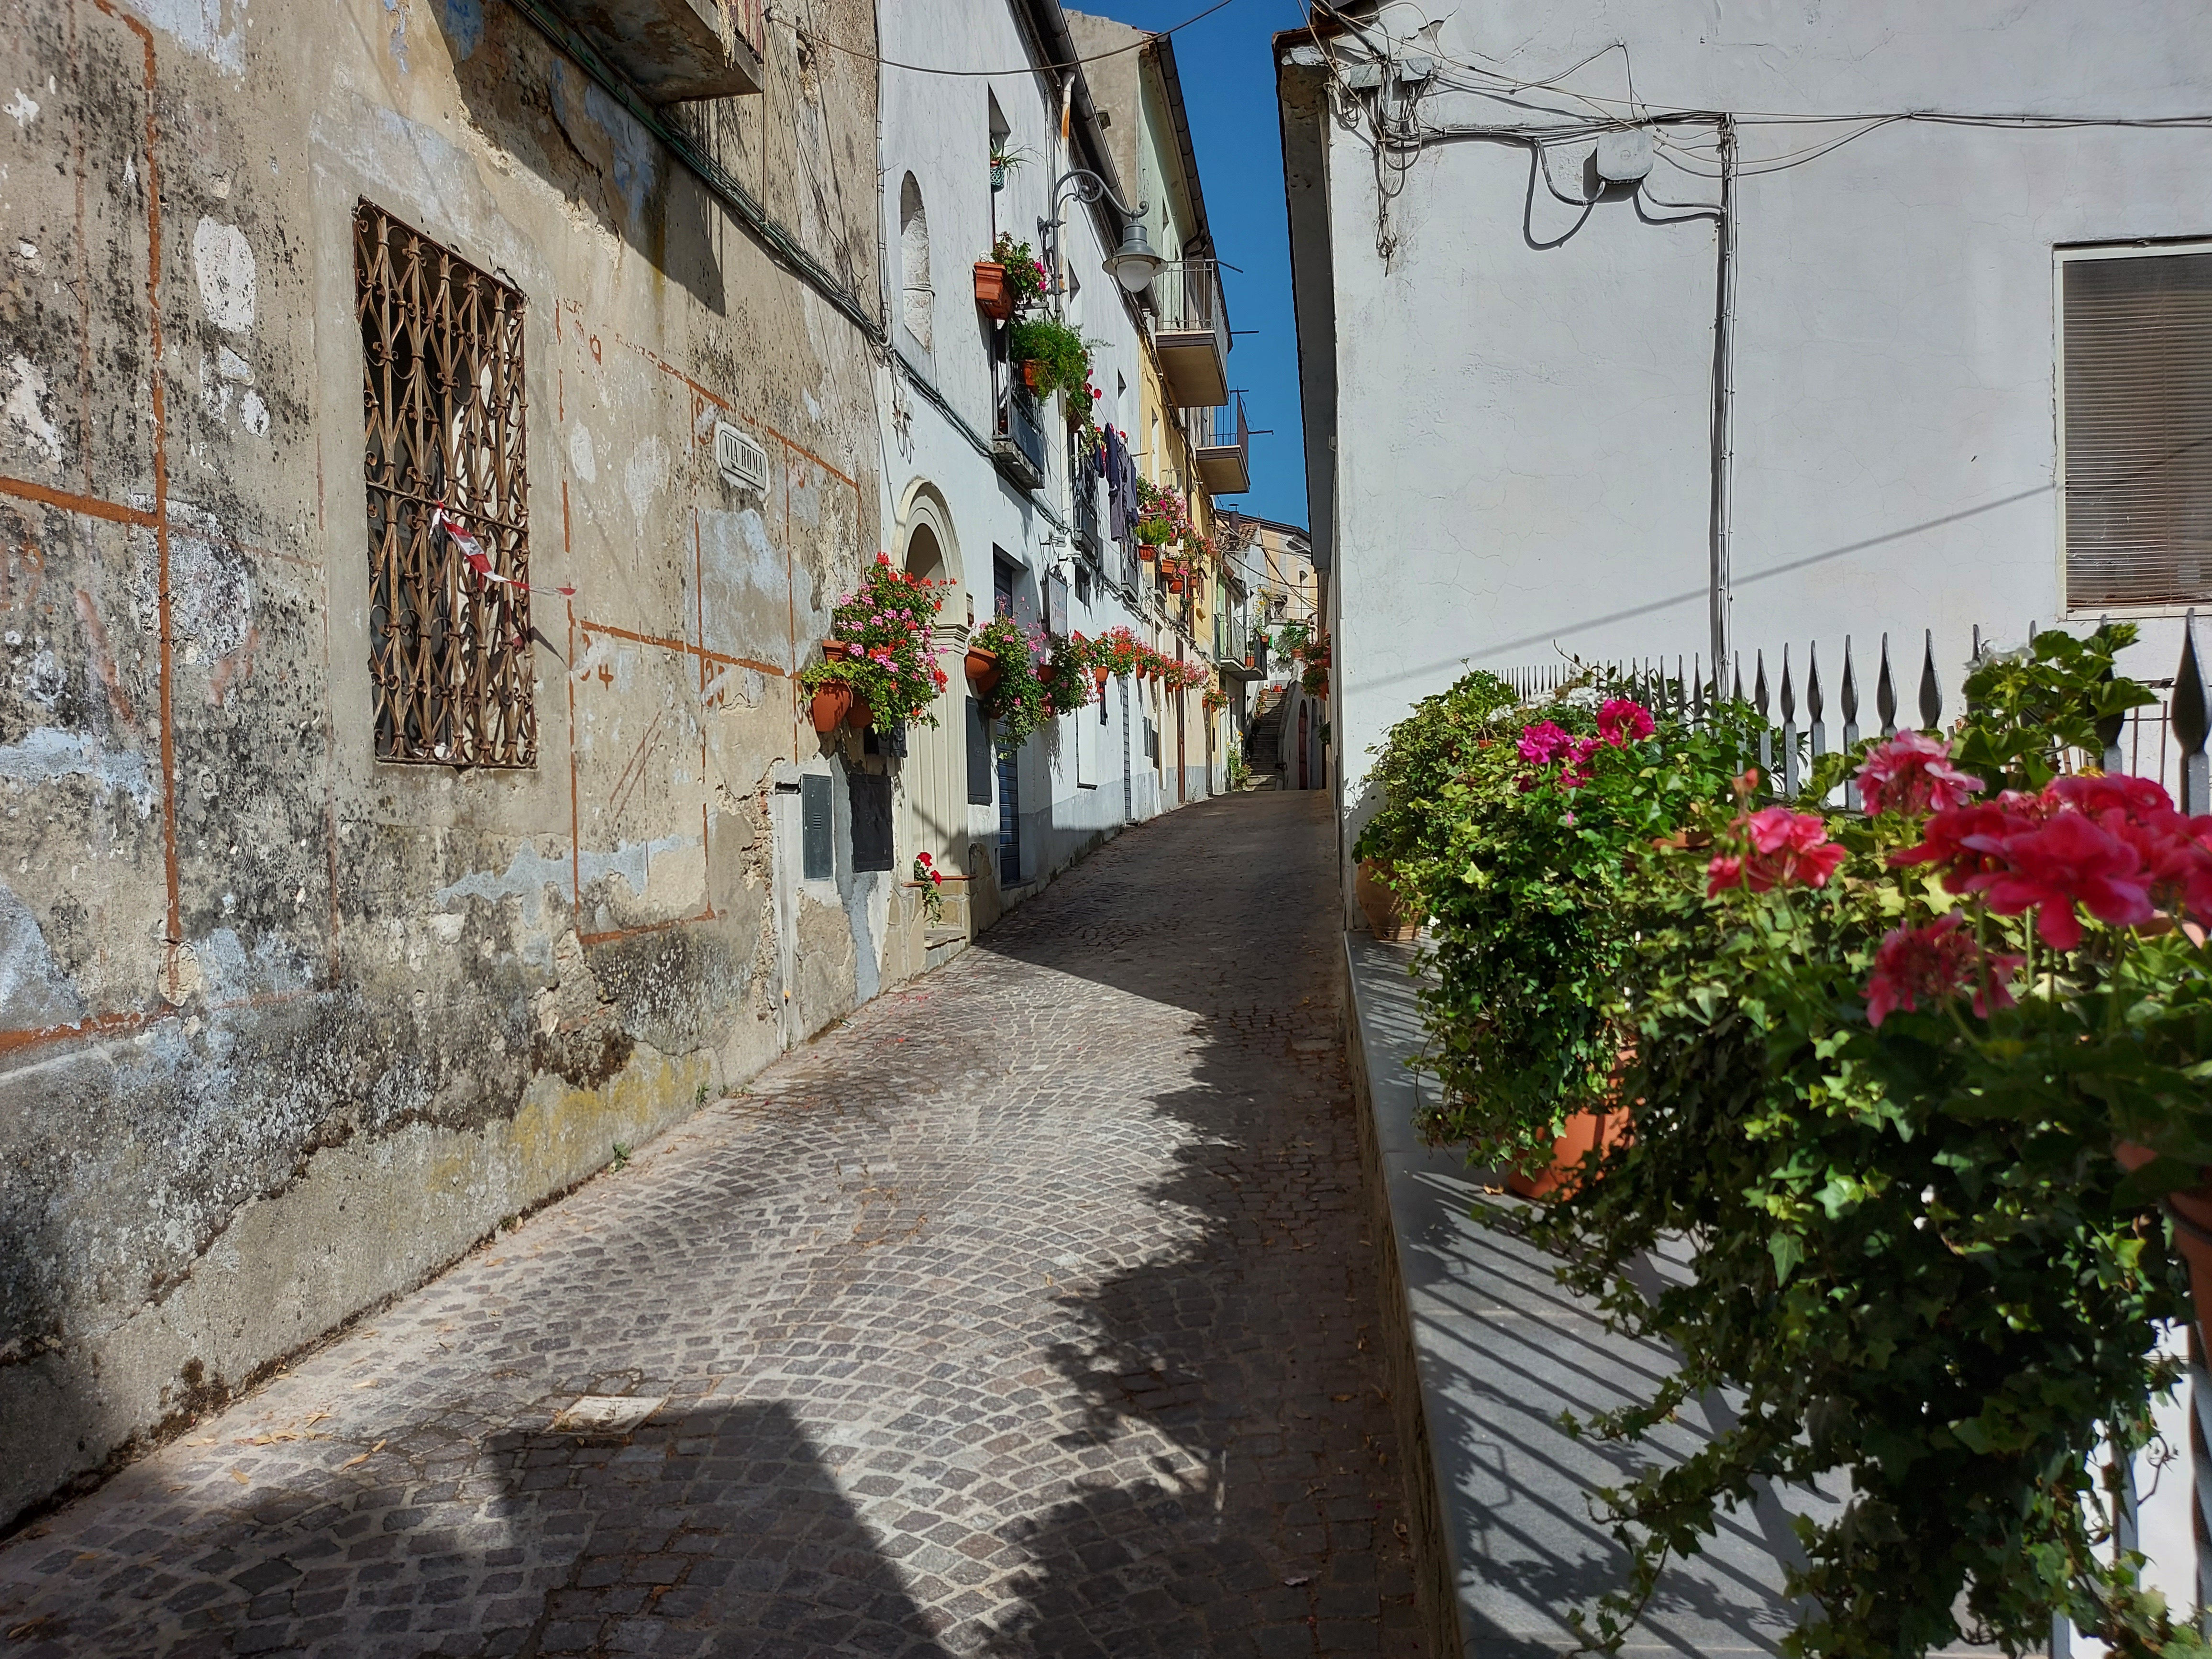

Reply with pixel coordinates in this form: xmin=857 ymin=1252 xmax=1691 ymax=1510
xmin=1149 ymin=258 xmax=1230 ymax=408
xmin=1071 ymin=434 xmax=1103 ymax=553
xmin=1193 ymin=393 xmax=1250 ymax=497
xmin=993 ymin=373 xmax=1047 ymax=493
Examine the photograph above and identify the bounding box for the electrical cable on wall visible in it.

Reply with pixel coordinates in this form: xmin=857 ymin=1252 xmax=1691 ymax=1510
xmin=1295 ymin=0 xmax=2212 ymax=671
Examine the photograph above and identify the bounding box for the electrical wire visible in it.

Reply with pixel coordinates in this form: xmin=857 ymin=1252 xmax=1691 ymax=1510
xmin=765 ymin=0 xmax=1247 ymax=77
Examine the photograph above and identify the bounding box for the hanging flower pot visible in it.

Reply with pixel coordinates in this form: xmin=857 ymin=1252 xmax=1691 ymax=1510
xmin=1091 ymin=665 xmax=1109 ymax=691
xmin=1021 ymin=359 xmax=1048 ymax=393
xmin=1244 ymin=654 xmax=1255 ymax=668
xmin=810 ymin=682 xmax=854 ymax=734
xmin=965 ymin=644 xmax=1001 ymax=693
xmin=1168 ymin=578 xmax=1185 ymax=594
xmin=1138 ymin=544 xmax=1156 ymax=563
xmin=973 ymin=262 xmax=1012 ymax=321
xmin=847 ymin=694 xmax=873 ymax=731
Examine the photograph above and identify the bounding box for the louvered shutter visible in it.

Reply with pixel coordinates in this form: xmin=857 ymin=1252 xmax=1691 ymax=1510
xmin=2063 ymin=249 xmax=2212 ymax=609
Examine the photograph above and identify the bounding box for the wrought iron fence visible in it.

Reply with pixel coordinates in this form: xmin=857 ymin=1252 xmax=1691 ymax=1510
xmin=1502 ymin=613 xmax=2212 ymax=814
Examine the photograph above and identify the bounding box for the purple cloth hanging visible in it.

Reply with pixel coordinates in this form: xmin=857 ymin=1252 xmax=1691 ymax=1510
xmin=1105 ymin=425 xmax=1131 ymax=538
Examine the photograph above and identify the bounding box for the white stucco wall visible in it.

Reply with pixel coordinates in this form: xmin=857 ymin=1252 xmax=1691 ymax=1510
xmin=1297 ymin=0 xmax=2212 ymax=835
xmin=874 ymin=0 xmax=1191 ymax=907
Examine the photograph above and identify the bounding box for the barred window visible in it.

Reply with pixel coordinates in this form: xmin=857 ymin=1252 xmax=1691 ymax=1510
xmin=2061 ymin=243 xmax=2212 ymax=612
xmin=355 ymin=200 xmax=536 ymax=766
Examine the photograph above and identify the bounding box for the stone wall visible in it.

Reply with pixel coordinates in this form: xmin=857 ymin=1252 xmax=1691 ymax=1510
xmin=0 ymin=0 xmax=883 ymax=1527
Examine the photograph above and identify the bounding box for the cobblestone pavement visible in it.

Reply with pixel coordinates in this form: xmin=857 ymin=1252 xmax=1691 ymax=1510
xmin=0 ymin=790 xmax=1419 ymax=1659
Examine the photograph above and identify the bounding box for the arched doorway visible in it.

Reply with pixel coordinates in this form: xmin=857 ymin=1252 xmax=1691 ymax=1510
xmin=895 ymin=498 xmax=973 ymax=952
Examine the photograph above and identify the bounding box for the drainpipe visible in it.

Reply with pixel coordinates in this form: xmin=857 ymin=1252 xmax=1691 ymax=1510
xmin=1057 ymin=72 xmax=1076 ymax=305
xmin=1708 ymin=114 xmax=1738 ymax=674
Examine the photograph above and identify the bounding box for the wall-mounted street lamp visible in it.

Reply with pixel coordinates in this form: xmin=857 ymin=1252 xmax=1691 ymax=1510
xmin=1041 ymin=168 xmax=1160 ymax=296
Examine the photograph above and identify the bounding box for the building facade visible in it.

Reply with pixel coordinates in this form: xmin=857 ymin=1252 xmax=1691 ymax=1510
xmin=1072 ymin=11 xmax=1254 ymax=802
xmin=0 ymin=0 xmax=890 ymax=1526
xmin=1279 ymin=0 xmax=2212 ymax=887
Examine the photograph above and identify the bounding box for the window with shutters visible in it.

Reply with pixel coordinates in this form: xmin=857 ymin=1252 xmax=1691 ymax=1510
xmin=355 ymin=200 xmax=536 ymax=766
xmin=2060 ymin=243 xmax=2212 ymax=612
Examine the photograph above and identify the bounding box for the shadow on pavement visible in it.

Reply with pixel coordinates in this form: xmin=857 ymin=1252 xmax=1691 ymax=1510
xmin=967 ymin=790 xmax=1423 ymax=1657
xmin=0 ymin=1397 xmax=955 ymax=1659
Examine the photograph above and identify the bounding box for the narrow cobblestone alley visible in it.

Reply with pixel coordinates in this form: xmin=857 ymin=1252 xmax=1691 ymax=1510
xmin=0 ymin=792 xmax=1420 ymax=1659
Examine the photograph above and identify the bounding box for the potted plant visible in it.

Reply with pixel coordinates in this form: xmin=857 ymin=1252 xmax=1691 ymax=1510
xmin=810 ymin=678 xmax=854 ymax=733
xmin=989 ymin=139 xmax=1032 ymax=193
xmin=973 ymin=261 xmax=1013 ymax=321
xmin=1365 ymin=629 xmax=2212 ymax=1654
xmin=1039 ymin=633 xmax=1094 ymax=717
xmin=964 ymin=641 xmax=1000 ymax=693
xmin=1008 ymin=314 xmax=1094 ymax=401
xmin=1094 ymin=625 xmax=1144 ymax=680
xmin=970 ymin=615 xmax=1048 ymax=751
xmin=798 ymin=553 xmax=952 ymax=735
xmin=1133 ymin=479 xmax=1186 ymax=551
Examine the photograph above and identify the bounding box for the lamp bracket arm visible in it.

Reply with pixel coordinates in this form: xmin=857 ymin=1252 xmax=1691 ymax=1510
xmin=1052 ymin=167 xmax=1144 ymax=224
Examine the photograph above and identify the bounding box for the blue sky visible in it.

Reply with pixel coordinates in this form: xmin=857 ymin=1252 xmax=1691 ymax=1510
xmin=1081 ymin=0 xmax=1312 ymax=530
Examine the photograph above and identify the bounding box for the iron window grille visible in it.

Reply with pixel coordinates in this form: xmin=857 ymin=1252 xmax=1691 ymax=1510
xmin=355 ymin=199 xmax=536 ymax=766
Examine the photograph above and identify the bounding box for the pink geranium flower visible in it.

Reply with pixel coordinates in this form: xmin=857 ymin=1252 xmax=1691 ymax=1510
xmin=1858 ymin=732 xmax=1984 ymax=818
xmin=1518 ymin=721 xmax=1572 ymax=765
xmin=1865 ymin=916 xmax=2024 ymax=1027
xmin=1596 ymin=698 xmax=1655 ymax=747
xmin=1708 ymin=807 xmax=1847 ymax=896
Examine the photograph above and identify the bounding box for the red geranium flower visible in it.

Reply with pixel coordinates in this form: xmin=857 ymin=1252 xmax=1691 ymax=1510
xmin=1865 ymin=915 xmax=2024 ymax=1027
xmin=1958 ymin=809 xmax=2155 ymax=950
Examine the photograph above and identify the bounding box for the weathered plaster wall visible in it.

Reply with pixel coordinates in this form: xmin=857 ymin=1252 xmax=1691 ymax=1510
xmin=0 ymin=0 xmax=882 ymax=1526
xmin=1296 ymin=0 xmax=2212 ymax=860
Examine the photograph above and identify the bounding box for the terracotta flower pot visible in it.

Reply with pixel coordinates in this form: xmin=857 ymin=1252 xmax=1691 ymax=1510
xmin=1507 ymin=1108 xmax=1632 ymax=1200
xmin=1355 ymin=860 xmax=1418 ymax=943
xmin=1091 ymin=666 xmax=1109 ymax=690
xmin=2118 ymin=1141 xmax=2212 ymax=1356
xmin=1138 ymin=544 xmax=1157 ymax=562
xmin=1244 ymin=655 xmax=1255 ymax=668
xmin=1021 ymin=360 xmax=1047 ymax=393
xmin=810 ymin=682 xmax=853 ymax=733
xmin=964 ymin=645 xmax=1000 ymax=694
xmin=1168 ymin=578 xmax=1184 ymax=594
xmin=847 ymin=695 xmax=873 ymax=731
xmin=973 ymin=261 xmax=1012 ymax=321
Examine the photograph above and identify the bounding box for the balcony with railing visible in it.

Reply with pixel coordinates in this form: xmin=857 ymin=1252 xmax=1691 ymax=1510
xmin=1071 ymin=432 xmax=1103 ymax=555
xmin=1192 ymin=394 xmax=1250 ymax=497
xmin=993 ymin=368 xmax=1047 ymax=493
xmin=1149 ymin=258 xmax=1229 ymax=408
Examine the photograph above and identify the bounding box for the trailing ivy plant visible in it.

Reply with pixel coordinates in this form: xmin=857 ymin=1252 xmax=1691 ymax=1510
xmin=1378 ymin=673 xmax=1763 ymax=1175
